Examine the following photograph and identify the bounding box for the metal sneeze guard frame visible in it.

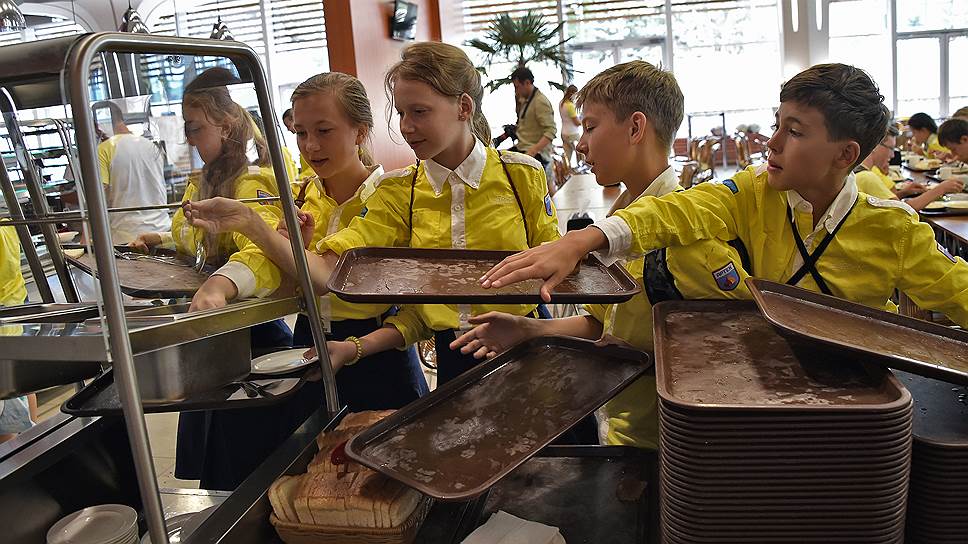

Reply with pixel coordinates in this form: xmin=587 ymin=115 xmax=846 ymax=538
xmin=0 ymin=32 xmax=340 ymax=544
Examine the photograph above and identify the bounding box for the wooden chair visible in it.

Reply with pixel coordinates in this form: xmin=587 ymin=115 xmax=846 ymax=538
xmin=734 ymin=133 xmax=752 ymax=169
xmin=679 ymin=161 xmax=699 ymax=188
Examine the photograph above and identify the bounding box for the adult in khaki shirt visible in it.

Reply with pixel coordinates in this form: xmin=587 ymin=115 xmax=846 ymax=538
xmin=510 ymin=66 xmax=557 ymax=167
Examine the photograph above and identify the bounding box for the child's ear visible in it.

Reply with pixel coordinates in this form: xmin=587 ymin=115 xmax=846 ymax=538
xmin=356 ymin=125 xmax=368 ymax=146
xmin=629 ymin=112 xmax=648 ymax=145
xmin=835 ymin=141 xmax=861 ymax=170
xmin=458 ymin=93 xmax=474 ymax=121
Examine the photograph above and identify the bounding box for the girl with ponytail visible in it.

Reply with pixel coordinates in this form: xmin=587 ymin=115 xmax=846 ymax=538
xmin=187 ymin=43 xmax=560 ymax=385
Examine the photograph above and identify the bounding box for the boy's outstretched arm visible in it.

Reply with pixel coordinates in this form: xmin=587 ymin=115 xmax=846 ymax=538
xmin=481 ymin=227 xmax=609 ymax=302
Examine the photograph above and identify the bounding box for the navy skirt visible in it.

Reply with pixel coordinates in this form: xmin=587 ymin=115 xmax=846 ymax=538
xmin=175 ymin=315 xmax=427 ymax=490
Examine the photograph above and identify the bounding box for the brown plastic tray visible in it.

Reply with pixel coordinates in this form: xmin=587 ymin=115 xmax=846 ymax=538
xmin=748 ymin=278 xmax=968 ymax=386
xmin=892 ymin=370 xmax=968 ymax=449
xmin=653 ymin=301 xmax=911 ymax=411
xmin=344 ymin=335 xmax=651 ymax=501
xmin=326 ymin=247 xmax=640 ymax=304
xmin=68 ymin=252 xmax=209 ymax=298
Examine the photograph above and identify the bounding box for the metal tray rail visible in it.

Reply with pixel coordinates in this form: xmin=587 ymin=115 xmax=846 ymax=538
xmin=62 ymin=369 xmax=308 ymax=417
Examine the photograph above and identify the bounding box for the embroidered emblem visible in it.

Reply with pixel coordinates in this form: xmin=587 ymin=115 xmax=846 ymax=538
xmin=256 ymin=189 xmax=273 ymax=205
xmin=713 ymin=261 xmax=741 ymax=291
xmin=360 ymin=206 xmax=368 ymax=218
xmin=938 ymin=242 xmax=957 ymax=264
xmin=721 ymin=179 xmax=739 ymax=194
xmin=544 ymin=193 xmax=554 ymax=216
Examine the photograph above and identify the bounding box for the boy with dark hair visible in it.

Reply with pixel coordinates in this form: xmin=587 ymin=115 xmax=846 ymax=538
xmin=481 ymin=63 xmax=968 ymax=328
xmin=939 ymin=118 xmax=968 ymax=162
xmin=454 ymin=61 xmax=751 ymax=448
xmin=908 ymin=111 xmax=949 ymax=157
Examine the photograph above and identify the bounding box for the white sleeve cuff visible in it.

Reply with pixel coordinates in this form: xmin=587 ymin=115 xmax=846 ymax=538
xmin=590 ymin=216 xmax=632 ymax=266
xmin=213 ymin=261 xmax=259 ymax=299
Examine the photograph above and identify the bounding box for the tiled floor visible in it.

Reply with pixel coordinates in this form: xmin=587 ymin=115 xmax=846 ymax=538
xmin=146 ymin=412 xmax=199 ymax=490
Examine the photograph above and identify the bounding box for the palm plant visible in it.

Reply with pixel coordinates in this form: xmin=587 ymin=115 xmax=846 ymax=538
xmin=465 ymin=11 xmax=572 ymax=92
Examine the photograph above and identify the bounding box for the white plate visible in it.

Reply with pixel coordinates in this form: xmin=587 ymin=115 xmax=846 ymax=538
xmin=58 ymin=231 xmax=79 ymax=243
xmin=47 ymin=504 xmax=138 ymax=544
xmin=251 ymin=348 xmax=317 ymax=375
xmin=945 ymin=193 xmax=968 ymax=201
xmin=925 ymin=201 xmax=947 ymax=210
xmin=945 ymin=200 xmax=968 ymax=209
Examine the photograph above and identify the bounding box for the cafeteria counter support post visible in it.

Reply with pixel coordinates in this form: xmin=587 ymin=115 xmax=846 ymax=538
xmin=0 ymin=32 xmax=343 ymax=544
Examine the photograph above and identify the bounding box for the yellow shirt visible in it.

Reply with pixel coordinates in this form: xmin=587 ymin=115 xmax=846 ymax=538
xmin=170 ymin=165 xmax=284 ymax=299
xmin=925 ymin=133 xmax=951 ymax=156
xmin=319 ymin=143 xmax=561 ymax=344
xmin=854 ymin=167 xmax=897 ymax=200
xmin=584 ymin=167 xmax=752 ymax=450
xmin=299 ymin=154 xmax=312 ymax=176
xmin=601 ymin=164 xmax=968 ymax=327
xmin=280 ymin=146 xmax=300 ymax=184
xmin=0 ymin=223 xmax=26 ymax=307
xmin=291 ymin=167 xmax=392 ymax=322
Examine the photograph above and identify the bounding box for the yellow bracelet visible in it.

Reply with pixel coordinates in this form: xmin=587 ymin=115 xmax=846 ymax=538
xmin=345 ymin=336 xmax=363 ymax=366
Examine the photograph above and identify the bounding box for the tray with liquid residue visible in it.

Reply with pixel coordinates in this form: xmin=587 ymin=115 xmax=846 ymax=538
xmin=326 ymin=247 xmax=640 ymax=304
xmin=747 ymin=279 xmax=968 ymax=386
xmin=66 ymin=251 xmax=210 ymax=298
xmin=343 ymin=335 xmax=651 ymax=501
xmin=652 ymin=300 xmax=911 ymax=412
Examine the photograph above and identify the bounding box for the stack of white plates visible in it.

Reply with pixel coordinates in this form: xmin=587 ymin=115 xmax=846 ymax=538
xmin=47 ymin=505 xmax=139 ymax=544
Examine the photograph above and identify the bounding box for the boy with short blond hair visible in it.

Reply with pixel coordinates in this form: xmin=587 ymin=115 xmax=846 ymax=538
xmin=453 ymin=61 xmax=752 ymax=448
xmin=481 ymin=63 xmax=968 ymax=328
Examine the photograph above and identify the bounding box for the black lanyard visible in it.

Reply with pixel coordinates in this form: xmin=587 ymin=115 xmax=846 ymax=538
xmin=785 ymin=202 xmax=854 ymax=295
xmin=408 ymin=152 xmax=528 ymax=243
xmin=517 ymin=88 xmax=537 ymax=122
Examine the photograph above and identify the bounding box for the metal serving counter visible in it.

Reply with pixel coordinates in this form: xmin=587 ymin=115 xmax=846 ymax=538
xmin=180 ymin=406 xmax=659 ymax=544
xmin=0 ymin=32 xmax=338 ymax=543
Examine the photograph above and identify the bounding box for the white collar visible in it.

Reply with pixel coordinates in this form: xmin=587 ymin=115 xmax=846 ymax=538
xmin=640 ymin=166 xmax=680 ymax=199
xmin=608 ymin=166 xmax=679 ymax=216
xmin=312 ymin=164 xmax=384 ymax=204
xmin=424 ymin=139 xmax=487 ymax=196
xmin=785 ymin=172 xmax=858 ymax=234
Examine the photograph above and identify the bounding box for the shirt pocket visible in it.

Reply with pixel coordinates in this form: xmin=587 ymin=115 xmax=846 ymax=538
xmin=410 ymin=209 xmax=443 ymax=248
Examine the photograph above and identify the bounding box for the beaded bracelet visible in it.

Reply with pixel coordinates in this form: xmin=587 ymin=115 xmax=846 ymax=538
xmin=345 ymin=336 xmax=363 ymax=366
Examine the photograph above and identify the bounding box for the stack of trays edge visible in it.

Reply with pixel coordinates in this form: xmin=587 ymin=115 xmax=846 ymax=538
xmin=655 ymin=302 xmax=912 ymax=544
xmin=894 ymin=370 xmax=968 ymax=544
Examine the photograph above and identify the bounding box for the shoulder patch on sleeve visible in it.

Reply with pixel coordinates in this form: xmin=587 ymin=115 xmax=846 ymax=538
xmin=711 ymin=178 xmax=740 ymax=194
xmin=866 ymin=195 xmax=916 ymax=216
xmin=376 ymin=165 xmax=416 ymax=186
xmin=499 ymin=151 xmax=542 ymax=170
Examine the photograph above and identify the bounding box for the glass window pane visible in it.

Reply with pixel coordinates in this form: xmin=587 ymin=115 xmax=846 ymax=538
xmin=949 ymin=35 xmax=968 ymax=115
xmin=896 ymin=37 xmax=940 ymax=118
xmin=897 ymin=0 xmax=968 ymax=33
xmin=670 ymin=0 xmax=781 ymax=138
xmin=828 ymin=0 xmax=893 ymax=106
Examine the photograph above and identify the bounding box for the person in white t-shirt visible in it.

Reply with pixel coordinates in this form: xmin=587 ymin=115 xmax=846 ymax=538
xmin=94 ymin=102 xmax=171 ymax=244
xmin=559 ymin=84 xmax=581 ymax=173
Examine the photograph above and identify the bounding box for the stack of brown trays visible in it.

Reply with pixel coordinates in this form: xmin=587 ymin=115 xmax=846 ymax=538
xmin=895 ymin=370 xmax=968 ymax=544
xmin=654 ymin=301 xmax=913 ymax=544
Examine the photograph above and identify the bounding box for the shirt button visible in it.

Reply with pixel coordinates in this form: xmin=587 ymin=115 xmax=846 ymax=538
xmin=454 ymin=204 xmax=463 ymax=211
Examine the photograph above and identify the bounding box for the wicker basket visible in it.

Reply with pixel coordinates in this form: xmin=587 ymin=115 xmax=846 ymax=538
xmin=270 ymin=497 xmax=432 ymax=544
